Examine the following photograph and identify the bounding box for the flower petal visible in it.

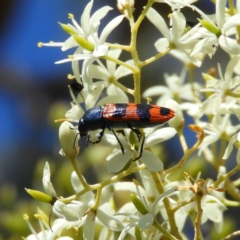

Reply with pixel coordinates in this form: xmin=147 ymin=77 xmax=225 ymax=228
xmin=171 ymin=11 xmax=186 ymax=41
xmin=118 ymin=222 xmax=137 ymax=240
xmin=107 ymin=151 xmax=132 ymax=173
xmin=81 ymin=1 xmax=94 ymax=35
xmin=216 ymin=0 xmax=227 ymax=28
xmin=143 ymin=86 xmax=169 ymax=98
xmin=141 ymin=151 xmax=163 ymax=172
xmin=62 ymin=36 xmax=79 ymax=51
xmin=88 ymin=64 xmax=109 ymax=81
xmin=115 ymin=60 xmax=134 ymax=79
xmin=144 ymin=127 xmax=177 ymax=147
xmin=83 ymin=212 xmax=95 ymax=240
xmin=222 ymin=133 xmax=238 ymax=159
xmin=90 ymin=6 xmax=113 ymax=28
xmin=100 ymin=15 xmax=125 ymax=43
xmin=219 ymin=36 xmax=240 ymax=55
xmin=71 ymin=172 xmax=94 ymax=203
xmin=114 ymin=182 xmax=147 ymax=198
xmin=93 ymin=45 xmax=108 ymax=57
xmin=53 ymin=200 xmax=87 ymax=221
xmin=198 ymin=133 xmax=220 ymax=155
xmin=138 ymin=213 xmax=154 ymax=229
xmin=222 ymin=14 xmax=240 ymax=34
xmin=106 ymin=48 xmax=122 ymax=74
xmin=97 ymin=208 xmax=124 ymax=231
xmin=146 ymin=7 xmax=170 ymax=40
xmin=154 ymin=38 xmax=170 ymax=52
xmin=42 ymin=162 xmax=57 ymax=198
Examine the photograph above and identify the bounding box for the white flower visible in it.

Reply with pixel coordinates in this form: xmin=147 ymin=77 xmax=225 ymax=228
xmin=180 ymin=102 xmax=201 ymax=118
xmin=53 ymin=172 xmax=124 ymax=240
xmin=82 ymin=48 xmax=134 ymax=92
xmin=117 ymin=0 xmax=135 ymax=14
xmin=200 ymin=56 xmax=240 ymax=116
xmin=42 ymin=162 xmax=57 ymax=198
xmin=66 ymin=79 xmax=129 ymax=122
xmin=40 ymin=1 xmax=124 ymax=86
xmin=197 ymin=114 xmax=240 ymax=155
xmin=24 ymin=210 xmax=74 ymax=240
xmin=115 ymin=183 xmax=177 ymax=240
xmin=42 ymin=1 xmax=124 ymax=56
xmin=143 ymin=69 xmax=201 ymax=105
xmin=223 ymin=131 xmax=240 ymax=164
xmin=66 ymin=81 xmax=106 ymax=122
xmin=192 ymin=0 xmax=240 ymax=57
xmin=164 ymin=176 xmax=227 ymax=233
xmin=146 ymin=8 xmax=202 ymax=66
xmin=105 ymin=127 xmax=177 ymax=173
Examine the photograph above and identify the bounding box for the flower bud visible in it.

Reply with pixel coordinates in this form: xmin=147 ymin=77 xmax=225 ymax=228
xmin=130 ymin=193 xmax=148 ymax=215
xmin=72 ymin=35 xmax=94 ymax=52
xmin=59 ymin=121 xmax=80 ymax=159
xmin=117 ymin=0 xmax=135 ymax=14
xmin=25 ymin=188 xmax=53 ymax=204
xmin=59 ymin=22 xmax=77 ymax=35
xmin=199 ymin=19 xmax=221 ymax=37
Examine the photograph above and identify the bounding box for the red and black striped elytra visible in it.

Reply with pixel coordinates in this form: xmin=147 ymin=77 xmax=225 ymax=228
xmin=78 ymin=103 xmax=175 ymax=160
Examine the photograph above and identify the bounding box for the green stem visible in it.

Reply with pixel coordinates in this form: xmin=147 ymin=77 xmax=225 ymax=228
xmin=226 ymin=89 xmax=240 ymax=98
xmin=213 ymin=164 xmax=240 ymax=187
xmin=111 ymin=77 xmax=134 ymax=95
xmin=61 ymin=163 xmax=147 ymax=204
xmin=106 ymin=42 xmax=131 ymax=51
xmin=140 ymin=48 xmax=170 ymax=67
xmin=70 ymin=157 xmax=89 ymax=189
xmin=134 ymin=0 xmax=155 ymax=30
xmin=172 ymin=196 xmax=196 ymax=212
xmin=163 ymin=197 xmax=183 ymax=240
xmin=194 ymin=195 xmax=204 ymax=240
xmin=223 ymin=199 xmax=240 ymax=207
xmin=153 ymin=220 xmax=179 ymax=240
xmin=102 ymin=55 xmax=137 ymax=72
xmin=150 ymin=171 xmax=164 ymax=194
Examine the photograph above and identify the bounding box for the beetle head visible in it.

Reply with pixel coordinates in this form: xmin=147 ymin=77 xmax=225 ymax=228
xmin=78 ymin=118 xmax=87 ymax=137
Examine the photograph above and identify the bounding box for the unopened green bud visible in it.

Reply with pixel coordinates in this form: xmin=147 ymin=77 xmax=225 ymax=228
xmin=130 ymin=193 xmax=148 ymax=215
xmin=199 ymin=19 xmax=221 ymax=37
xmin=73 ymin=35 xmax=94 ymax=52
xmin=25 ymin=188 xmax=53 ymax=204
xmin=202 ymin=73 xmax=215 ymax=81
xmin=59 ymin=23 xmax=78 ymax=35
xmin=135 ymin=226 xmax=142 ymax=239
xmin=129 ymin=130 xmax=137 ymax=147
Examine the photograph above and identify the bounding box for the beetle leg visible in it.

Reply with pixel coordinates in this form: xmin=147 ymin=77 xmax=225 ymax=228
xmin=108 ymin=126 xmax=125 ymax=154
xmin=127 ymin=122 xmax=142 ymax=140
xmin=133 ymin=135 xmax=145 ymax=161
xmin=92 ymin=128 xmax=105 ymax=144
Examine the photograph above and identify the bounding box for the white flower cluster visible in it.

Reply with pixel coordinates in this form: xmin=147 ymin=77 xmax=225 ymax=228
xmin=26 ymin=0 xmax=240 ymax=239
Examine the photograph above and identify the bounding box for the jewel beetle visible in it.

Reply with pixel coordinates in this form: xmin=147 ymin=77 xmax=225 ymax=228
xmin=78 ymin=103 xmax=175 ymax=160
